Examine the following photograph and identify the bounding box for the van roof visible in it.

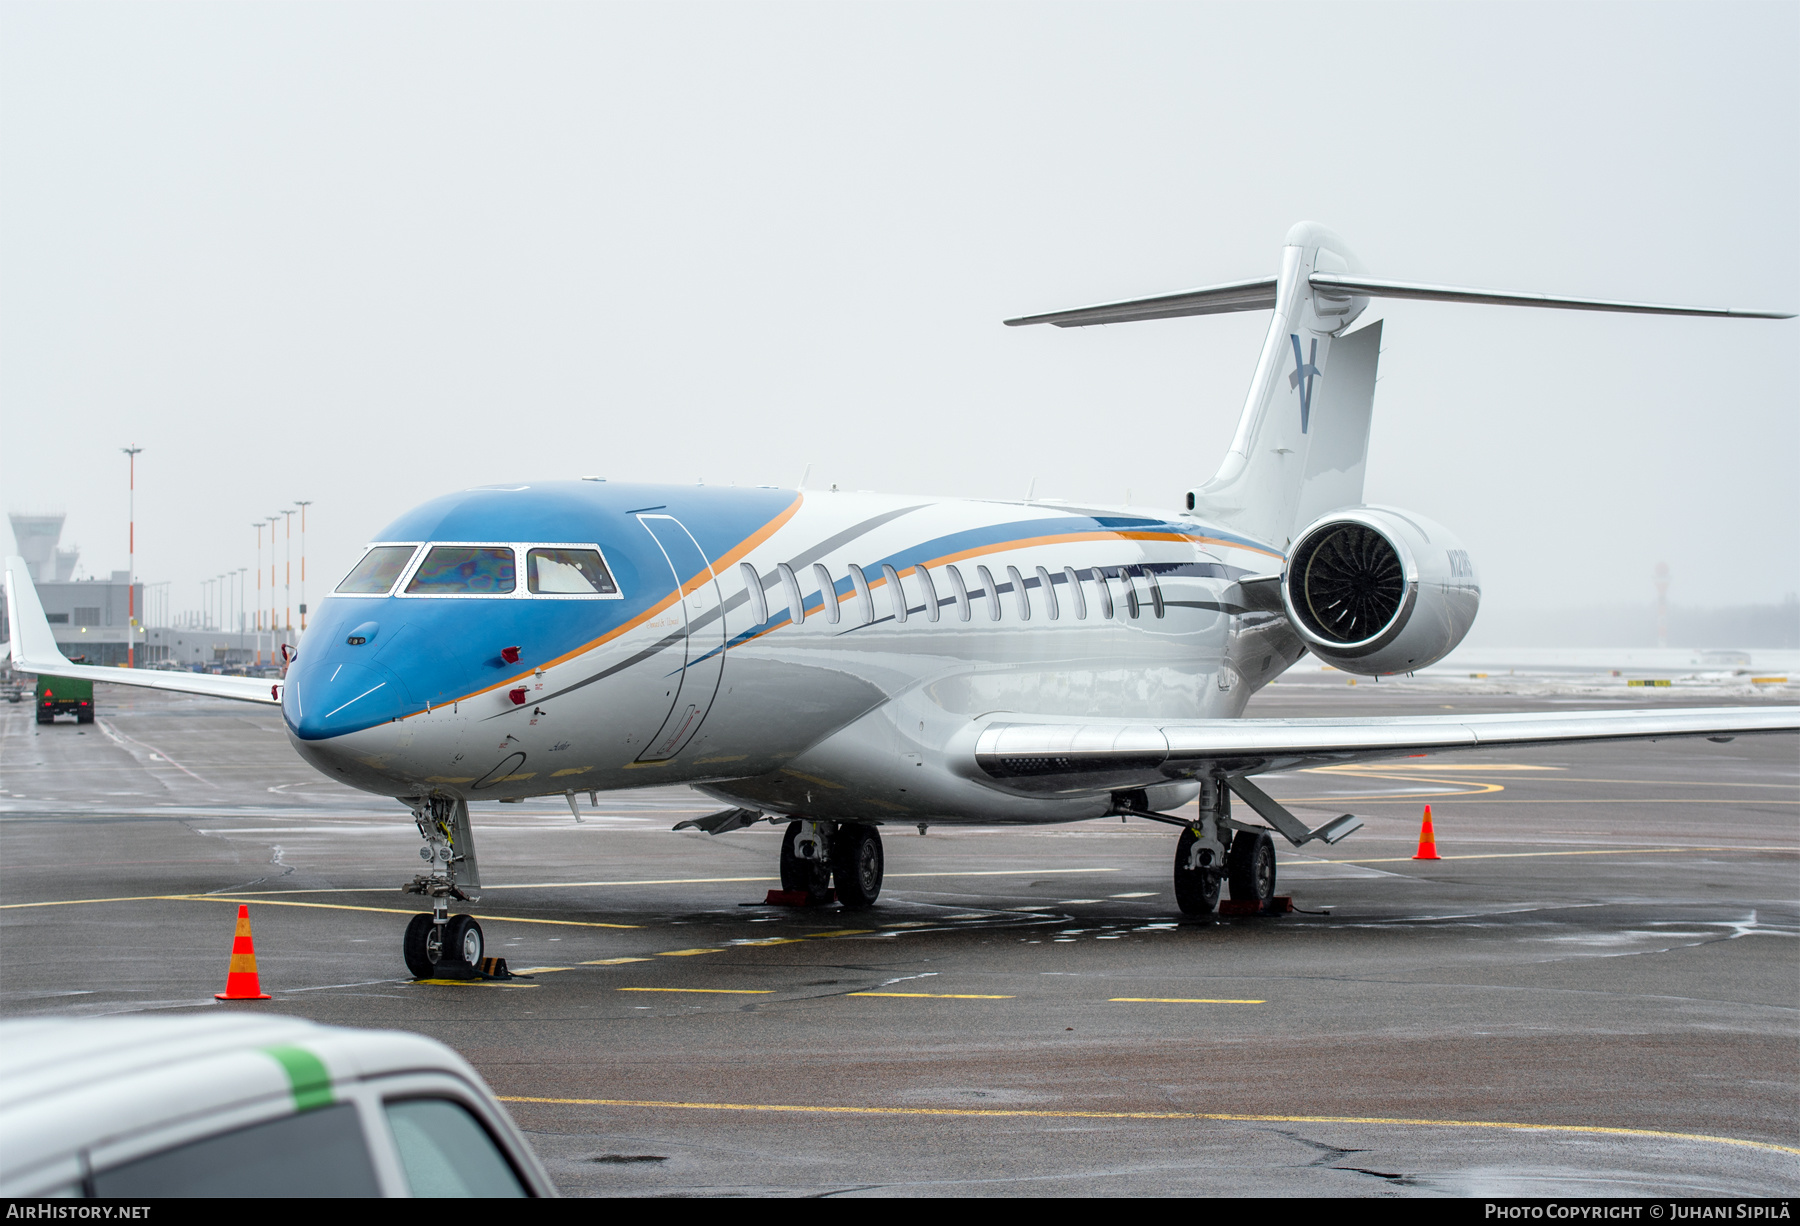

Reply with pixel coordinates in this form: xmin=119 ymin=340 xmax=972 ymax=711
xmin=0 ymin=1015 xmax=481 ymax=1189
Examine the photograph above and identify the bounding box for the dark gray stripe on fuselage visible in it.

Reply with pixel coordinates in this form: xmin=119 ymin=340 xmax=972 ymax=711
xmin=490 ymin=504 xmax=930 ymax=716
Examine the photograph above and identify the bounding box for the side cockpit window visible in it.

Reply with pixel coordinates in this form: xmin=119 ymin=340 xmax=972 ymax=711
xmin=405 ymin=546 xmax=517 ymax=595
xmin=528 ymin=548 xmax=618 ymax=596
xmin=335 ymin=545 xmax=419 ymax=595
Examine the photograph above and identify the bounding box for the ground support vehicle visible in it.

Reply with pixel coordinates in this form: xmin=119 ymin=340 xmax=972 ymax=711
xmin=35 ymin=674 xmax=92 ymax=724
xmin=0 ymin=1015 xmax=556 ymax=1198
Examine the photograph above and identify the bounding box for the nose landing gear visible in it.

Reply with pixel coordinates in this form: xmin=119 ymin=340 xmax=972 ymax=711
xmin=402 ymin=912 xmax=485 ymax=979
xmin=400 ymin=795 xmax=485 ymax=978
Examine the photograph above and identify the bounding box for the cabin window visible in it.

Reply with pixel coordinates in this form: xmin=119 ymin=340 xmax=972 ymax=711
xmin=1122 ymin=569 xmax=1142 ymax=619
xmin=527 ymin=548 xmax=618 ymax=596
xmin=945 ymin=564 xmax=972 ymax=621
xmin=1007 ymin=566 xmax=1031 ymax=620
xmin=336 ymin=545 xmax=418 ymax=595
xmin=778 ymin=563 xmax=805 ymax=625
xmin=1147 ymin=569 xmax=1166 ymax=618
xmin=813 ymin=563 xmax=841 ymax=624
xmin=915 ymin=565 xmax=941 ymax=622
xmin=882 ymin=564 xmax=908 ymax=623
xmin=1062 ymin=566 xmax=1086 ymax=619
xmin=405 ymin=546 xmax=516 ymax=595
xmin=1036 ymin=566 xmax=1059 ymax=620
xmin=848 ymin=564 xmax=873 ymax=625
xmin=740 ymin=563 xmax=769 ymax=625
xmin=976 ymin=566 xmax=1002 ymax=621
xmin=1091 ymin=567 xmax=1115 ymax=619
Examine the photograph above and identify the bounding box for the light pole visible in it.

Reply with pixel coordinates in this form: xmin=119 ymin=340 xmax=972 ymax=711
xmin=253 ymin=524 xmax=263 ymax=632
xmin=282 ymin=509 xmax=296 ymax=633
xmin=267 ymin=515 xmax=281 ymax=639
xmin=122 ymin=446 xmax=142 ymax=667
xmin=295 ymin=500 xmax=312 ymax=631
xmin=237 ymin=568 xmax=248 ymax=638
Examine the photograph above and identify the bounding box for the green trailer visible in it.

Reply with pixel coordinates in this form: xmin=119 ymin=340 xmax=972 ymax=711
xmin=36 ymin=675 xmax=93 ymax=725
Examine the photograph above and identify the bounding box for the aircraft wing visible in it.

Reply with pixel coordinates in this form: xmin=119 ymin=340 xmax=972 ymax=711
xmin=972 ymin=706 xmax=1800 ymax=793
xmin=4 ymin=556 xmax=281 ymax=706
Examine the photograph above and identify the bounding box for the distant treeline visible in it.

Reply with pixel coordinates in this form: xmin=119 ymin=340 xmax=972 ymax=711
xmin=1464 ymin=597 xmax=1800 ymax=649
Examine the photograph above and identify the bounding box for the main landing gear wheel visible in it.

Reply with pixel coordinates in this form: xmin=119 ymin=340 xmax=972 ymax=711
xmin=1173 ymin=828 xmax=1221 ymax=916
xmin=402 ymin=913 xmax=484 ymax=978
xmin=1226 ymin=830 xmax=1277 ymax=903
xmin=832 ymin=824 xmax=884 ymax=908
xmin=780 ymin=821 xmax=832 ymax=895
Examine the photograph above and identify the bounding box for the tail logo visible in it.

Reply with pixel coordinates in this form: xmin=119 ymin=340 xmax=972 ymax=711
xmin=1288 ymin=335 xmax=1320 ymax=433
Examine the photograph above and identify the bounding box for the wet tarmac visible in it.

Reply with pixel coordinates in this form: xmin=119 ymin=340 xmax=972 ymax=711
xmin=2 ymin=680 xmax=1795 ymax=1196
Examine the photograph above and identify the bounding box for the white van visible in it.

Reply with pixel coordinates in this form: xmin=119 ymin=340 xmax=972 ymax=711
xmin=0 ymin=1015 xmax=556 ymax=1197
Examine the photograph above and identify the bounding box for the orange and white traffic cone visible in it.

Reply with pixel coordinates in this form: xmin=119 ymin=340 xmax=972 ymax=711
xmin=215 ymin=904 xmax=272 ymax=1000
xmin=1413 ymin=805 xmax=1442 ymax=861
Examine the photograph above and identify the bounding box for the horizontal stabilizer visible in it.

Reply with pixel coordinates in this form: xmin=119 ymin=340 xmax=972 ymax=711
xmin=1004 ymin=277 xmax=1277 ymax=328
xmin=4 ymin=556 xmax=280 ymax=706
xmin=1006 ymin=274 xmax=1793 ymax=327
xmin=1310 ymin=273 xmax=1796 ymax=319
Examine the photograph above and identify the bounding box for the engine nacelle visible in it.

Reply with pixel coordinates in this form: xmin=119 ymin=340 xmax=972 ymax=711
xmin=1281 ymin=507 xmax=1480 ymax=676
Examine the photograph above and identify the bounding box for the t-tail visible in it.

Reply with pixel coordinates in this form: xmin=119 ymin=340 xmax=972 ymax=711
xmin=1007 ymin=220 xmax=1792 ymax=553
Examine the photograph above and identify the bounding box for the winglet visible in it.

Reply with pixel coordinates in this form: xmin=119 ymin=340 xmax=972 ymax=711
xmin=5 ymin=555 xmax=76 ymax=675
xmin=3 ymin=555 xmax=281 ymax=705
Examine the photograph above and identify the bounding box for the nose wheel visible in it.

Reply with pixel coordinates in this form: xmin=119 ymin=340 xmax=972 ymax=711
xmin=403 ymin=913 xmax=484 ymax=979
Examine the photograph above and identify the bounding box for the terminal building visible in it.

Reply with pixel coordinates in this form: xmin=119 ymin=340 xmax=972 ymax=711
xmin=4 ymin=513 xmax=144 ymax=667
xmin=4 ymin=512 xmax=292 ymax=674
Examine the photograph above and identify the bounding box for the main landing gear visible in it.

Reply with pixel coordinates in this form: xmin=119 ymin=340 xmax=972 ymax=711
xmin=780 ymin=819 xmax=884 ymax=908
xmin=1171 ymin=781 xmax=1277 ymax=916
xmin=400 ymin=795 xmax=487 ymax=978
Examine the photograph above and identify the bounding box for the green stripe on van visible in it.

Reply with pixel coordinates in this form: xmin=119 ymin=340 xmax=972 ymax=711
xmin=262 ymin=1045 xmax=334 ymax=1111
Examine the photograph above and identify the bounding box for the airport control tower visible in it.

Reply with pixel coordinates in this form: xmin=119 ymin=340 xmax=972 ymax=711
xmin=9 ymin=513 xmax=80 ymax=582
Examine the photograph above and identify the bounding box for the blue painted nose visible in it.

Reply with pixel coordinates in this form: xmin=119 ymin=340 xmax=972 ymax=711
xmin=284 ymin=661 xmax=411 ymax=740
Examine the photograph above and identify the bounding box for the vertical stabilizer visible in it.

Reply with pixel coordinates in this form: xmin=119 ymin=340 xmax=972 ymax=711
xmin=1187 ymin=222 xmax=1378 ymax=549
xmin=1009 ymin=221 xmax=1788 ymax=551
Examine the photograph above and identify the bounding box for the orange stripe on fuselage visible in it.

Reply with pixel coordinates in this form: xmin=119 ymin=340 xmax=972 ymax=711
xmin=413 ymin=493 xmax=805 ymax=714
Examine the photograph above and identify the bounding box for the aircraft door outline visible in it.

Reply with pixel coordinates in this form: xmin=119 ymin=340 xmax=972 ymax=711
xmin=635 ymin=514 xmax=727 ymax=763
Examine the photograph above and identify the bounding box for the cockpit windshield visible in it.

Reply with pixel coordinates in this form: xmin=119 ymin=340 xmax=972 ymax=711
xmin=335 ymin=545 xmax=418 ymax=595
xmin=528 ymin=548 xmax=618 ymax=595
xmin=405 ymin=546 xmax=517 ymax=595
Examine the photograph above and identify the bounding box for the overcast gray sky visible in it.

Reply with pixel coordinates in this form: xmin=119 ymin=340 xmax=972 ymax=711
xmin=3 ymin=1 xmax=1795 ymax=630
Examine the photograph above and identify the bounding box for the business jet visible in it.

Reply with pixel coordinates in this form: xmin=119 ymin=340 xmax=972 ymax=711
xmin=9 ymin=222 xmax=1795 ymax=978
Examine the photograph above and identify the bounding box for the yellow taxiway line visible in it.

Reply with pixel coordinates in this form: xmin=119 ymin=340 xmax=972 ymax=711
xmin=96 ymin=866 xmax=1124 ymax=898
xmin=0 ymin=892 xmax=639 ymax=928
xmin=496 ymin=1095 xmax=1800 ymax=1157
xmin=619 ymin=987 xmax=773 ymax=995
xmin=1109 ymin=997 xmax=1264 ymax=1004
xmin=847 ymin=991 xmax=1013 ymax=999
xmin=1326 ymin=845 xmax=1796 ymax=866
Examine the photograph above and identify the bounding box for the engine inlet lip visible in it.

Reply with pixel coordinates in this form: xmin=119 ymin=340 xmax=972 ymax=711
xmin=1281 ymin=511 xmax=1420 ymax=657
